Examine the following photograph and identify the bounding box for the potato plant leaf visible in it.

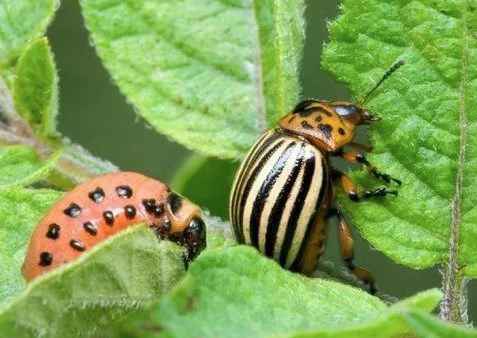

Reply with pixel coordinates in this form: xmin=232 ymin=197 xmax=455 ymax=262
xmin=14 ymin=38 xmax=59 ymax=138
xmin=289 ymin=309 xmax=477 ymax=338
xmin=118 ymin=246 xmax=445 ymax=338
xmin=0 ymin=213 xmax=186 ymax=338
xmin=403 ymin=310 xmax=477 ymax=338
xmin=0 ymin=0 xmax=59 ymax=65
xmin=0 ymin=188 xmax=61 ymax=305
xmin=0 ymin=145 xmax=60 ymax=189
xmin=80 ymin=0 xmax=305 ymax=159
xmin=322 ymin=0 xmax=477 ymax=278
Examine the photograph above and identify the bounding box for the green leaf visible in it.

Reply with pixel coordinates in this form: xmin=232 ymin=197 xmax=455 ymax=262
xmin=172 ymin=155 xmax=238 ymax=219
xmin=403 ymin=310 xmax=477 ymax=338
xmin=0 ymin=221 xmax=186 ymax=338
xmin=120 ymin=246 xmax=442 ymax=338
xmin=287 ymin=291 xmax=443 ymax=338
xmin=80 ymin=0 xmax=305 ymax=159
xmin=322 ymin=0 xmax=477 ymax=275
xmin=0 ymin=188 xmax=61 ymax=305
xmin=289 ymin=307 xmax=477 ymax=338
xmin=0 ymin=145 xmax=61 ymax=189
xmin=14 ymin=38 xmax=59 ymax=138
xmin=0 ymin=0 xmax=59 ymax=65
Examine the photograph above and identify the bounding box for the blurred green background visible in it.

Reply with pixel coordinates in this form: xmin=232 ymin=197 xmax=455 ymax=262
xmin=48 ymin=0 xmax=475 ymax=320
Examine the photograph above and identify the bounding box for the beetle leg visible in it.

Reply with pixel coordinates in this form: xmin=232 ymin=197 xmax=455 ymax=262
xmin=332 ymin=170 xmax=398 ymax=202
xmin=337 ymin=150 xmax=401 ymax=185
xmin=336 ymin=209 xmax=376 ymax=294
xmin=348 ymin=142 xmax=373 ymax=153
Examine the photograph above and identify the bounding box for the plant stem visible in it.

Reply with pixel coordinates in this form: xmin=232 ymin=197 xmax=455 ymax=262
xmin=0 ymin=76 xmax=116 ymax=189
xmin=440 ymin=7 xmax=470 ymax=323
xmin=440 ymin=268 xmax=469 ymax=323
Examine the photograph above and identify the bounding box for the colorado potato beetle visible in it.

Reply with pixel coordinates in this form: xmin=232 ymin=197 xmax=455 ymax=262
xmin=23 ymin=172 xmax=206 ymax=281
xmin=230 ymin=61 xmax=405 ymax=293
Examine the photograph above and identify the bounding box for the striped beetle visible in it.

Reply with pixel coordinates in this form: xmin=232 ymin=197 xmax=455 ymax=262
xmin=230 ymin=61 xmax=404 ymax=293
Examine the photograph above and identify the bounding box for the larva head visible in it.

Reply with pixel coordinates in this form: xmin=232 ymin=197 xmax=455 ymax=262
xmin=279 ymin=100 xmax=378 ymax=152
xmin=165 ymin=192 xmax=206 ymax=260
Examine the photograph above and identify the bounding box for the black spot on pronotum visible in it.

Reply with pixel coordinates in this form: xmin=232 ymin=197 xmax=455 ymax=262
xmin=103 ymin=211 xmax=115 ymax=225
xmin=83 ymin=221 xmax=97 ymax=236
xmin=315 ymin=115 xmax=322 ymax=122
xmin=39 ymin=252 xmax=53 ymax=266
xmin=142 ymin=199 xmax=156 ymax=214
xmin=64 ymin=203 xmax=81 ymax=218
xmin=125 ymin=205 xmax=136 ymax=219
xmin=168 ymin=193 xmax=183 ymax=214
xmin=46 ymin=223 xmax=60 ymax=240
xmin=338 ymin=128 xmax=346 ymax=135
xmin=70 ymin=239 xmax=86 ymax=252
xmin=89 ymin=187 xmax=105 ymax=203
xmin=301 ymin=121 xmax=313 ymax=130
xmin=288 ymin=115 xmax=296 ymax=123
xmin=292 ymin=100 xmax=315 ymax=114
xmin=317 ymin=124 xmax=333 ymax=139
xmin=116 ymin=185 xmax=133 ymax=198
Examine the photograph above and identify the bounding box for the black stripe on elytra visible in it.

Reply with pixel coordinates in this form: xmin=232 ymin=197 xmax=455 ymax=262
xmin=237 ymin=138 xmax=285 ymax=243
xmin=231 ymin=132 xmax=280 ymax=241
xmin=279 ymin=153 xmax=316 ymax=266
xmin=264 ymin=143 xmax=305 ymax=257
xmin=249 ymin=141 xmax=297 ymax=248
xmin=292 ymin=157 xmax=329 ymax=270
xmin=231 ymin=131 xmax=274 ymax=228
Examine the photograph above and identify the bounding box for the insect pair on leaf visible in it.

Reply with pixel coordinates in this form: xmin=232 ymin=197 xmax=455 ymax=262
xmin=23 ymin=61 xmax=405 ymax=294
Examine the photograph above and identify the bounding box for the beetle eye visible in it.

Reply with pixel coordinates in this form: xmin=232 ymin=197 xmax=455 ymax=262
xmin=183 ymin=217 xmax=206 ymax=260
xmin=334 ymin=105 xmax=358 ymax=117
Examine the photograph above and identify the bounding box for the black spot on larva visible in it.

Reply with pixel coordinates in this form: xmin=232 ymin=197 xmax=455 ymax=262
xmin=64 ymin=203 xmax=81 ymax=218
xmin=154 ymin=203 xmax=165 ymax=217
xmin=103 ymin=211 xmax=115 ymax=225
xmin=46 ymin=223 xmax=60 ymax=240
xmin=317 ymin=124 xmax=333 ymax=139
xmin=116 ymin=185 xmax=133 ymax=199
xmin=39 ymin=252 xmax=53 ymax=266
xmin=143 ymin=199 xmax=156 ymax=214
xmin=88 ymin=187 xmax=105 ymax=203
xmin=301 ymin=120 xmax=313 ymax=130
xmin=168 ymin=193 xmax=183 ymax=214
xmin=70 ymin=239 xmax=86 ymax=252
xmin=125 ymin=205 xmax=136 ymax=219
xmin=83 ymin=221 xmax=97 ymax=236
xmin=338 ymin=128 xmax=346 ymax=135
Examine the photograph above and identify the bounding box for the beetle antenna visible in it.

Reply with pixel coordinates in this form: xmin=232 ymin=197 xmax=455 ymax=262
xmin=360 ymin=60 xmax=405 ymax=105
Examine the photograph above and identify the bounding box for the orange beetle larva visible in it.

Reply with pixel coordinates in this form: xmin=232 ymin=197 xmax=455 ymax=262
xmin=22 ymin=172 xmax=206 ymax=281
